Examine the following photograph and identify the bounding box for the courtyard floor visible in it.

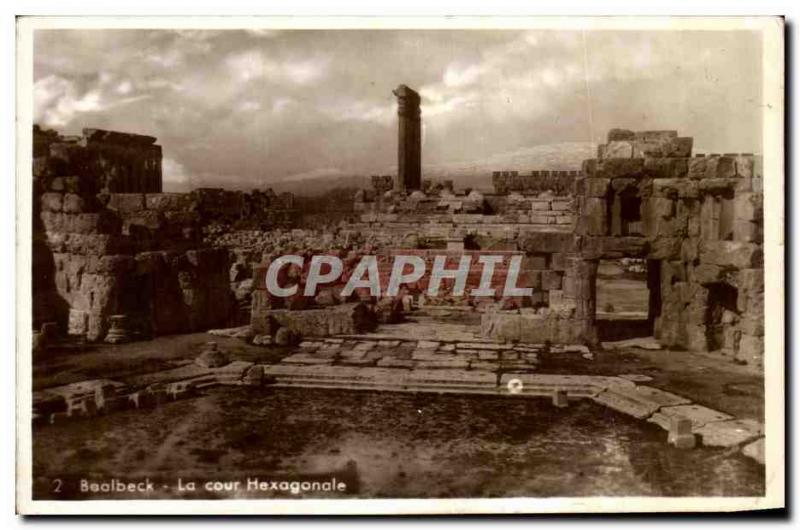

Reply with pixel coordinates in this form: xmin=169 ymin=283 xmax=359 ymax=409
xmin=30 ymin=315 xmax=766 ymax=500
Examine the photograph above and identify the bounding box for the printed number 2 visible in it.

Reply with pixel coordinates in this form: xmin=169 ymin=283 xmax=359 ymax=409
xmin=51 ymin=479 xmax=62 ymax=493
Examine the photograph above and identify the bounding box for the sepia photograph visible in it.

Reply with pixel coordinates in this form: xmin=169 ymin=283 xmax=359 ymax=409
xmin=15 ymin=15 xmax=784 ymax=514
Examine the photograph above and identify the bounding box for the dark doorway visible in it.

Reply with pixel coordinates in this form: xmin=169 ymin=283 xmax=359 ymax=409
xmin=705 ymin=282 xmax=739 ymax=351
xmin=595 ymin=258 xmax=654 ymax=341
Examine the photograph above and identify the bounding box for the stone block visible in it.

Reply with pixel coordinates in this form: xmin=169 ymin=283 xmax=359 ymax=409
xmin=550 ymin=253 xmax=567 ymax=271
xmin=607 ymin=129 xmax=636 ymax=141
xmin=254 ymin=303 xmax=376 ymax=338
xmin=584 ymin=178 xmax=610 ymax=197
xmin=705 ymin=156 xmax=737 ymax=179
xmin=734 ymin=220 xmax=761 ymax=243
xmin=648 ymin=404 xmax=733 ymax=431
xmin=695 ymin=419 xmax=763 ymax=448
xmin=734 ymin=193 xmax=762 ymax=223
xmin=416 ymin=359 xmax=470 ymax=370
xmin=604 ymin=141 xmax=634 ymax=159
xmin=552 ymin=389 xmax=569 ymax=407
xmin=281 ymin=353 xmax=334 ymax=365
xmin=556 ymin=215 xmax=573 ymax=225
xmin=40 ymin=192 xmax=63 ymax=212
xmin=735 ymin=156 xmax=755 ymax=178
xmin=736 ymin=334 xmax=763 ymax=365
xmin=529 ymin=215 xmax=554 ymax=224
xmin=583 ymin=198 xmax=608 ymax=236
xmin=376 ymin=357 xmax=415 ymax=368
xmin=108 ymin=193 xmax=146 ymax=212
xmin=688 ymin=157 xmax=707 ymax=179
xmin=541 ymin=270 xmax=563 ymax=290
xmin=699 ymin=241 xmax=762 ymax=269
xmin=597 ymin=158 xmax=644 ymax=179
xmin=593 ymin=384 xmax=690 ymax=419
xmin=662 ymin=137 xmax=693 ymax=157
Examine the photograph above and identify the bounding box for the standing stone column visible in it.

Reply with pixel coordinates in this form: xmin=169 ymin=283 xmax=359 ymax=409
xmin=393 ymin=85 xmax=421 ymax=191
xmin=566 ymin=257 xmax=598 ymax=344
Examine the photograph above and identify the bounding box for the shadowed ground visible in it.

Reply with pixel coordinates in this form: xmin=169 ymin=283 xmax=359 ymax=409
xmin=32 ymin=386 xmax=764 ymax=500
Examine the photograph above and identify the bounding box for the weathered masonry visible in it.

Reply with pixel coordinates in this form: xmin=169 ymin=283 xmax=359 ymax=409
xmin=572 ymin=129 xmax=763 ymax=365
xmin=33 ymin=126 xmax=296 ymax=342
xmin=351 ymin=121 xmax=763 ymax=366
xmin=34 ymin=126 xmax=163 ymax=193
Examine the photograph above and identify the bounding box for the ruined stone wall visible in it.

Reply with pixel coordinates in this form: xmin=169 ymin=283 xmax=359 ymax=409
xmin=34 ymin=126 xmax=162 ymax=194
xmin=492 ymin=170 xmax=579 ymax=196
xmin=353 ymin=184 xmax=576 ymax=242
xmin=574 ymin=128 xmax=763 ymax=365
xmin=34 ymin=184 xmax=234 ymax=340
xmin=31 ymin=127 xmax=302 ymax=341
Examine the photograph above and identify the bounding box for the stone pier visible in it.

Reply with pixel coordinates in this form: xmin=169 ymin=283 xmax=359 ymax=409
xmin=393 ymin=85 xmax=421 ymax=191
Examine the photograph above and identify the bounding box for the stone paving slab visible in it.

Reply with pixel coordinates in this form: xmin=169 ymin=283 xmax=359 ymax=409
xmin=499 ymin=374 xmax=623 ymax=397
xmin=416 ymin=359 xmax=470 ymax=370
xmin=593 ymin=385 xmax=690 ymax=419
xmin=39 ymin=378 xmax=127 ymax=398
xmin=376 ymin=357 xmax=415 ymax=368
xmin=281 ymin=353 xmax=335 ymax=365
xmin=339 ymin=358 xmax=376 ymax=367
xmin=125 ymin=363 xmax=215 ymax=387
xmin=648 ymin=404 xmax=735 ymax=431
xmin=406 ymin=369 xmax=497 ymax=385
xmin=695 ymin=419 xmax=763 ymax=447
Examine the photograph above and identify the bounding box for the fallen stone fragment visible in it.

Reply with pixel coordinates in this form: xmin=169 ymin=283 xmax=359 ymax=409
xmin=252 ymin=334 xmax=273 ymax=346
xmin=695 ymin=419 xmax=764 ymax=447
xmin=741 ymin=438 xmax=765 ymax=464
xmin=195 ymin=342 xmax=229 ymax=368
xmin=274 ymin=327 xmax=296 ymax=346
xmin=215 ymin=361 xmax=256 ymax=384
xmin=243 ymin=365 xmax=264 ymax=386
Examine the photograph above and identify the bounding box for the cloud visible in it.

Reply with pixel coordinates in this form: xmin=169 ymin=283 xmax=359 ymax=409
xmin=32 ymin=29 xmax=763 ymax=188
xmin=162 ymin=157 xmax=190 ymax=191
xmin=225 ymin=49 xmax=328 ymax=85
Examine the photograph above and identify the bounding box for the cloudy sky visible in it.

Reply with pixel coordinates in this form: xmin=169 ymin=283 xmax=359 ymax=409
xmin=33 ymin=29 xmax=762 ymax=191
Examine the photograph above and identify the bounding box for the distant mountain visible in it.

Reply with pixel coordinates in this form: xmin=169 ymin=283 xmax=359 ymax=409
xmin=269 ymin=174 xmax=371 ymax=196
xmin=422 ymin=141 xmax=596 ymax=191
xmin=165 ymin=141 xmax=598 ymax=196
